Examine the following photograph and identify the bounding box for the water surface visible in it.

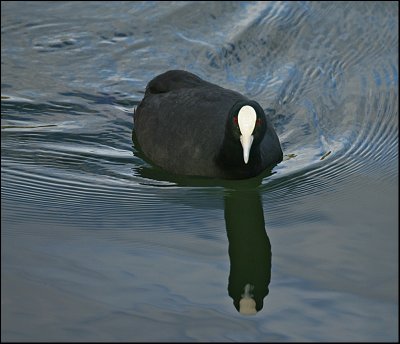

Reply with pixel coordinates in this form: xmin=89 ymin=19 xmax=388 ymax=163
xmin=1 ymin=1 xmax=398 ymax=341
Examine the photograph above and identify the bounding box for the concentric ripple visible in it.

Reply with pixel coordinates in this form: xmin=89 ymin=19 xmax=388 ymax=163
xmin=2 ymin=1 xmax=398 ymax=232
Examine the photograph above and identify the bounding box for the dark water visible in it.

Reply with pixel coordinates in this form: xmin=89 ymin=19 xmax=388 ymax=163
xmin=1 ymin=1 xmax=398 ymax=341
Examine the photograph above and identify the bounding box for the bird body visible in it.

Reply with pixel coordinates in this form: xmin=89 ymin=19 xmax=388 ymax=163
xmin=133 ymin=70 xmax=282 ymax=179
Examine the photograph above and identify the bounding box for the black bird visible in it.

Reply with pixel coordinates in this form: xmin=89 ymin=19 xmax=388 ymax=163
xmin=133 ymin=70 xmax=283 ymax=179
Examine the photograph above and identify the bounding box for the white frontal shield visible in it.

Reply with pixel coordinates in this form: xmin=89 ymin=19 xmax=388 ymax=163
xmin=238 ymin=106 xmax=257 ymax=164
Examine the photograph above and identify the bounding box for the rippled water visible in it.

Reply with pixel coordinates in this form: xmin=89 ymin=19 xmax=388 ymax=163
xmin=1 ymin=1 xmax=398 ymax=341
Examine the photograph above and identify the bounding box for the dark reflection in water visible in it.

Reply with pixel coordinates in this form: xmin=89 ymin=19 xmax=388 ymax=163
xmin=224 ymin=188 xmax=271 ymax=315
xmin=134 ymin=158 xmax=272 ymax=315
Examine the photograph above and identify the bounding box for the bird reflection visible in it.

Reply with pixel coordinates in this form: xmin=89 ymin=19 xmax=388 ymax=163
xmin=131 ymin=159 xmax=273 ymax=315
xmin=224 ymin=188 xmax=271 ymax=315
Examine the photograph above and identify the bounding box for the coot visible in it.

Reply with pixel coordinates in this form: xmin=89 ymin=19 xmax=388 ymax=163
xmin=133 ymin=70 xmax=283 ymax=179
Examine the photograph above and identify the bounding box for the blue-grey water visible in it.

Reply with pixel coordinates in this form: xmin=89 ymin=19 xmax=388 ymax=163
xmin=1 ymin=1 xmax=398 ymax=342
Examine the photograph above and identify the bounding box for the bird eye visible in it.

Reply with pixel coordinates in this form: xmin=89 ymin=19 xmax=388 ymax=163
xmin=233 ymin=116 xmax=238 ymax=125
xmin=256 ymin=118 xmax=262 ymax=126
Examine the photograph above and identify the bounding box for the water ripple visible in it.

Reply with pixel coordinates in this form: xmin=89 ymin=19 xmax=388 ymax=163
xmin=1 ymin=1 xmax=398 ymax=230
